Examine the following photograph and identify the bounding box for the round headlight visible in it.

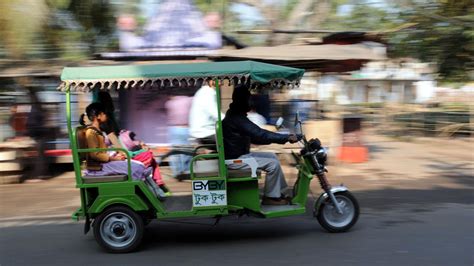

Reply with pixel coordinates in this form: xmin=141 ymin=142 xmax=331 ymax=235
xmin=316 ymin=147 xmax=328 ymax=163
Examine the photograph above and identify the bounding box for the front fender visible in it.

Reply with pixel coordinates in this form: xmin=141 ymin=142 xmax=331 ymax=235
xmin=313 ymin=186 xmax=348 ymax=216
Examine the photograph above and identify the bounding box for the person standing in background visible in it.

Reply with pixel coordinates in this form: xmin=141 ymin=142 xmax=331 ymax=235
xmin=24 ymin=87 xmax=50 ymax=181
xmin=165 ymin=95 xmax=193 ymax=176
xmin=189 ymin=80 xmax=224 ymax=145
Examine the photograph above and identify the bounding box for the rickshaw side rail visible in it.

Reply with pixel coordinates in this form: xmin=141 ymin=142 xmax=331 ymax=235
xmin=189 ymin=153 xmax=220 ymax=179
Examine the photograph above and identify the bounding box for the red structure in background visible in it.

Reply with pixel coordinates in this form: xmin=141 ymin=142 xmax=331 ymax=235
xmin=337 ymin=116 xmax=368 ymax=163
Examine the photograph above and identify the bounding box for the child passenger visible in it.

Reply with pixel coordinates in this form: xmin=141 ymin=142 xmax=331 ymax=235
xmin=79 ymin=103 xmax=152 ymax=181
xmin=119 ymin=130 xmax=170 ymax=195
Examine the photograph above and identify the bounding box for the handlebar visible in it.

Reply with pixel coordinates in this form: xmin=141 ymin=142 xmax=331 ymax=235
xmin=296 ymin=134 xmax=303 ymax=141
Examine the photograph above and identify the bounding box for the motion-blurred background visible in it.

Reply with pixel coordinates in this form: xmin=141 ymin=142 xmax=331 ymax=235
xmin=0 ymin=0 xmax=472 ymax=182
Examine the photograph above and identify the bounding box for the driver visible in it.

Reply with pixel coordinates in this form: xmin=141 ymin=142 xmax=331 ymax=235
xmin=223 ymin=84 xmax=299 ymax=205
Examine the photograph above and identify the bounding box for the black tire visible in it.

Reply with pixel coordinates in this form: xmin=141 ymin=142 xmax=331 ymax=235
xmin=93 ymin=206 xmax=144 ymax=253
xmin=316 ymin=191 xmax=359 ymax=233
xmin=143 ymin=218 xmax=152 ymax=226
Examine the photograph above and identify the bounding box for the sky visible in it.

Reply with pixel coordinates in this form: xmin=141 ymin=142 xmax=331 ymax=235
xmin=230 ymin=3 xmax=264 ymax=27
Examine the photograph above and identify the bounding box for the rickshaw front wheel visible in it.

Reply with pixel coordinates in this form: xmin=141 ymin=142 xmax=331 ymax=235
xmin=93 ymin=206 xmax=144 ymax=253
xmin=316 ymin=191 xmax=359 ymax=233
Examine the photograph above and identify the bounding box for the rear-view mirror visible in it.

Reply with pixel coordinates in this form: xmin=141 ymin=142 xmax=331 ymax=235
xmin=275 ymin=117 xmax=284 ymax=129
xmin=294 ymin=112 xmax=303 ymax=135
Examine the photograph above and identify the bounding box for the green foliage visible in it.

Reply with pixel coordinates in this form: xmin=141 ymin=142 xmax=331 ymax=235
xmin=0 ymin=0 xmax=49 ymax=58
xmin=0 ymin=0 xmax=116 ymax=59
xmin=440 ymin=102 xmax=470 ymax=112
xmin=389 ymin=0 xmax=473 ymax=82
xmin=321 ymin=0 xmax=399 ymax=32
xmin=66 ymin=0 xmax=116 ymax=54
xmin=280 ymin=0 xmax=300 ymax=20
xmin=46 ymin=0 xmax=70 ymax=9
xmin=195 ymin=0 xmax=220 ymax=13
xmin=319 ymin=0 xmax=473 ymax=82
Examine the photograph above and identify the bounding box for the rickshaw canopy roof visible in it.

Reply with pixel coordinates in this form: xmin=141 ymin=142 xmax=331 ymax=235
xmin=58 ymin=60 xmax=304 ymax=92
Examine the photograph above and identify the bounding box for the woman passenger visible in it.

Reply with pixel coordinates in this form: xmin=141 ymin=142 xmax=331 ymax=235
xmin=79 ymin=103 xmax=152 ymax=181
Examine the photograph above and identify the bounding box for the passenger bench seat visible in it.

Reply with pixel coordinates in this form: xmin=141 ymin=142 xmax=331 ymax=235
xmin=76 ymin=126 xmax=128 ymax=184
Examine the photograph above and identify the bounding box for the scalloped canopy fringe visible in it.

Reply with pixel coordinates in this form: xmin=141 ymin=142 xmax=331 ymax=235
xmin=58 ymin=76 xmax=301 ymax=92
xmin=57 ymin=61 xmax=304 ymax=92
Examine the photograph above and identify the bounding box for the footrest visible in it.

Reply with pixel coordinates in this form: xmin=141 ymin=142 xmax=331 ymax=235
xmin=72 ymin=208 xmax=84 ymax=221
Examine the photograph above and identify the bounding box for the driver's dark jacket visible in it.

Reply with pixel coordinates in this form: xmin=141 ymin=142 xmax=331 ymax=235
xmin=222 ymin=110 xmax=289 ymax=159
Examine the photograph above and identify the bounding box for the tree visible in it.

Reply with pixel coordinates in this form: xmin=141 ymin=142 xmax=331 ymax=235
xmin=389 ymin=0 xmax=473 ymax=82
xmin=0 ymin=0 xmax=116 ymax=60
xmin=66 ymin=0 xmax=116 ymax=54
xmin=233 ymin=0 xmax=334 ymax=45
xmin=319 ymin=0 xmax=473 ymax=82
xmin=0 ymin=0 xmax=49 ymax=59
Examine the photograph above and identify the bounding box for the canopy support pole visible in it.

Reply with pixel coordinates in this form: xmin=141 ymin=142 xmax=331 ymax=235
xmin=66 ymin=85 xmax=88 ymax=221
xmin=66 ymin=84 xmax=82 ymax=185
xmin=215 ymin=79 xmax=227 ymax=179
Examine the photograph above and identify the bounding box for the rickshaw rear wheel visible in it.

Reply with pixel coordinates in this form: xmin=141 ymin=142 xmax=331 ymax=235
xmin=93 ymin=205 xmax=144 ymax=253
xmin=316 ymin=191 xmax=359 ymax=233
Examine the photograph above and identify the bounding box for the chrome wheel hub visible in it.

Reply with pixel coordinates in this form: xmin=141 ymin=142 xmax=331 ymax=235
xmin=100 ymin=212 xmax=137 ymax=248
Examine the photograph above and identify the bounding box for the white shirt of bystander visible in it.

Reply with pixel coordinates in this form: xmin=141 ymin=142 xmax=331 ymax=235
xmin=189 ymin=85 xmax=225 ymax=139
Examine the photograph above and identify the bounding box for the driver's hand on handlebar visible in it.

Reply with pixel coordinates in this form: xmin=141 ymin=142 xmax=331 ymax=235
xmin=288 ymin=134 xmax=300 ymax=144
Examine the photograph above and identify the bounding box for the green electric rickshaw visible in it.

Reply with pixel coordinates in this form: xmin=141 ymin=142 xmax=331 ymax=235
xmin=60 ymin=61 xmax=359 ymax=253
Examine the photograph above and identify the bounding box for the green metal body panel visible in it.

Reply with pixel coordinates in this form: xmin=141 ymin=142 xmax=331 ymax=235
xmin=227 ymin=179 xmax=261 ymax=212
xmin=89 ymin=195 xmax=148 ymax=214
xmin=291 ymin=157 xmax=314 ymax=206
xmin=85 ymin=182 xmax=146 ymax=214
xmin=227 ymin=177 xmax=260 ymax=182
xmin=261 ymin=206 xmax=306 ymax=218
